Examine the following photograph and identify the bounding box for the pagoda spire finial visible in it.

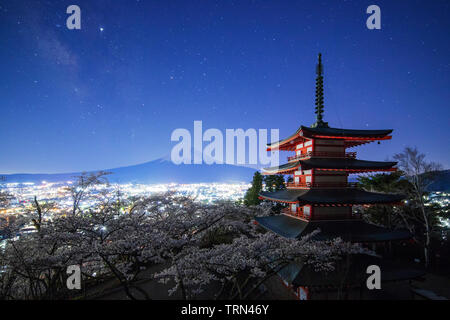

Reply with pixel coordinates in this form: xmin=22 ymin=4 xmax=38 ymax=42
xmin=311 ymin=53 xmax=329 ymax=128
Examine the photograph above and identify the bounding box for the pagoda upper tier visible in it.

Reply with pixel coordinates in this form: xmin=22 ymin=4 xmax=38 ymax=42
xmin=267 ymin=125 xmax=393 ymax=151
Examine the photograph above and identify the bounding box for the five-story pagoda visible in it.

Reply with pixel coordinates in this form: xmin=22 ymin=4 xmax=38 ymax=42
xmin=256 ymin=54 xmax=410 ymax=243
xmin=254 ymin=54 xmax=424 ymax=299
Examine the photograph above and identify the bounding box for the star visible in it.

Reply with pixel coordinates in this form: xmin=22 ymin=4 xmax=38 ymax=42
xmin=99 ymin=27 xmax=104 ymax=32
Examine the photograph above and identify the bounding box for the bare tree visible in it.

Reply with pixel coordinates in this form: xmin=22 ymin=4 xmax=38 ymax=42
xmin=65 ymin=171 xmax=111 ymax=215
xmin=393 ymin=146 xmax=443 ymax=267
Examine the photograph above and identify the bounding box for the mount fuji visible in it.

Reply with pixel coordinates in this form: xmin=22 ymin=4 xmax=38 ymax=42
xmin=0 ymin=158 xmax=258 ymax=184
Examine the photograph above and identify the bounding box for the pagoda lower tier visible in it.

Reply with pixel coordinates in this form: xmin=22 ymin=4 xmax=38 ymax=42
xmin=277 ymin=254 xmax=425 ymax=291
xmin=254 ymin=215 xmax=411 ymax=242
xmin=259 ymin=188 xmax=404 ymax=205
xmin=257 ymin=180 xmax=408 ymax=243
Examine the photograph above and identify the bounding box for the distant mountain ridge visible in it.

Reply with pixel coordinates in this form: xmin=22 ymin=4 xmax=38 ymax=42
xmin=0 ymin=158 xmax=257 ymax=184
xmin=423 ymin=169 xmax=450 ymax=192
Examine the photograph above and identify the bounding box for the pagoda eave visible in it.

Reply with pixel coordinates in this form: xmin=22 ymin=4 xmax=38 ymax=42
xmin=259 ymin=188 xmax=405 ymax=205
xmin=267 ymin=126 xmax=393 ymax=151
xmin=263 ymin=167 xmax=397 ymax=175
xmin=319 ymin=167 xmax=397 ymax=173
xmin=306 ymin=134 xmax=392 ymax=141
xmin=300 ymin=125 xmax=393 ymax=139
xmin=254 ymin=215 xmax=412 ymax=242
xmin=267 ymin=136 xmax=307 ymax=151
xmin=258 ymin=196 xmax=298 ymax=204
xmin=262 ymin=158 xmax=398 ymax=175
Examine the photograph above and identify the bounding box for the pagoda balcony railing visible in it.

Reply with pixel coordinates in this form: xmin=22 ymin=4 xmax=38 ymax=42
xmin=282 ymin=207 xmax=361 ymax=221
xmin=286 ymin=181 xmax=358 ymax=188
xmin=281 ymin=207 xmax=309 ymax=220
xmin=287 ymin=151 xmax=356 ymax=162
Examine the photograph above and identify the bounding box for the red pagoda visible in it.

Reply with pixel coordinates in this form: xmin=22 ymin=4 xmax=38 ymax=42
xmin=255 ymin=54 xmax=424 ymax=299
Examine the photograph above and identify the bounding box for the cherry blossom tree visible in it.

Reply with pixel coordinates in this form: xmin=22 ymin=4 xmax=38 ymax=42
xmin=0 ymin=172 xmax=371 ymax=300
xmin=155 ymin=231 xmax=370 ymax=300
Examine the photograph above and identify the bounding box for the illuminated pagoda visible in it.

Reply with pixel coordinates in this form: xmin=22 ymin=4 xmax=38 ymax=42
xmin=255 ymin=54 xmax=424 ymax=299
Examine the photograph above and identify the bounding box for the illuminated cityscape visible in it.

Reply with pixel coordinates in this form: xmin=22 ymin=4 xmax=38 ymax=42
xmin=1 ymin=180 xmax=448 ymax=237
xmin=0 ymin=181 xmax=250 ymax=219
xmin=427 ymin=191 xmax=450 ymax=228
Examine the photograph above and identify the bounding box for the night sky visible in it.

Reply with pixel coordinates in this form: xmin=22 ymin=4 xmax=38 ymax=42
xmin=0 ymin=0 xmax=449 ymax=174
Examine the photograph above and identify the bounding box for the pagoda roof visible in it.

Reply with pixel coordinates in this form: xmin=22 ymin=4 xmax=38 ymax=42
xmin=263 ymin=160 xmax=301 ymax=174
xmin=262 ymin=158 xmax=397 ymax=174
xmin=300 ymin=125 xmax=393 ymax=138
xmin=267 ymin=129 xmax=303 ymax=149
xmin=254 ymin=215 xmax=411 ymax=242
xmin=267 ymin=126 xmax=393 ymax=150
xmin=277 ymin=254 xmax=425 ymax=288
xmin=259 ymin=188 xmax=405 ymax=204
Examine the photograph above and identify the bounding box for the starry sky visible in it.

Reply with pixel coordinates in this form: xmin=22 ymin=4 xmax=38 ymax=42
xmin=0 ymin=0 xmax=449 ymax=174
